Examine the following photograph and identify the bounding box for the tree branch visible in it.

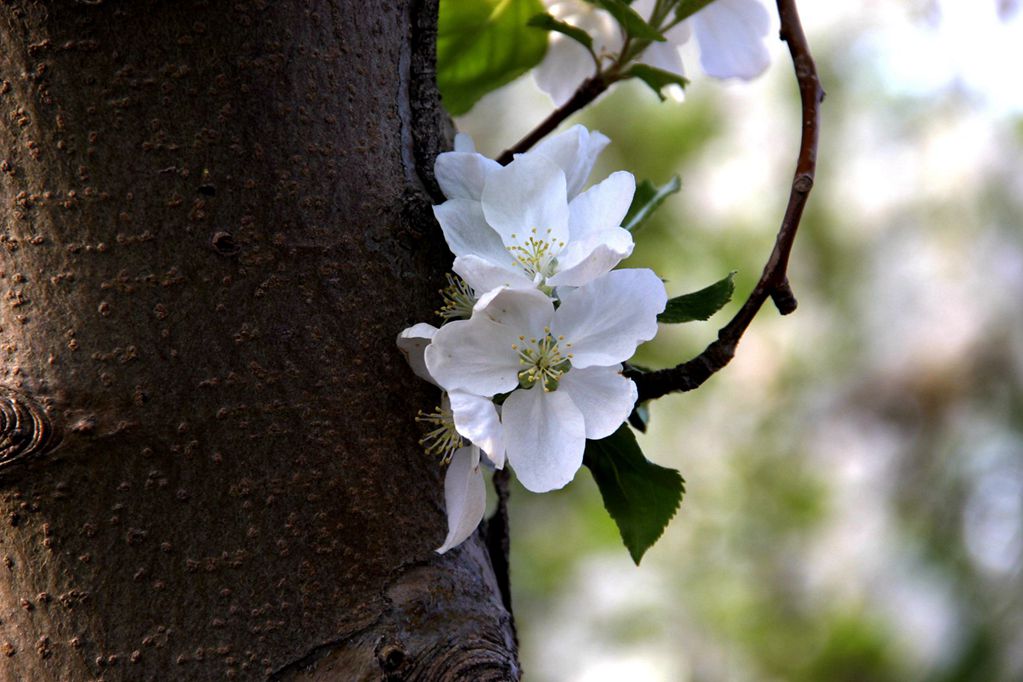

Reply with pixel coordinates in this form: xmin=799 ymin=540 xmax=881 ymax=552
xmin=633 ymin=0 xmax=824 ymax=403
xmin=496 ymin=75 xmax=608 ymax=165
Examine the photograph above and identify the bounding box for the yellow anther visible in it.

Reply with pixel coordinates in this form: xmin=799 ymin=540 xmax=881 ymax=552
xmin=416 ymin=402 xmax=464 ymax=464
xmin=437 ymin=274 xmax=477 ymax=321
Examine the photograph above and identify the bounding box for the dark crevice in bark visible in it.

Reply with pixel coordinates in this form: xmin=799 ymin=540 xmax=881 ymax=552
xmin=484 ymin=469 xmax=514 ymax=630
xmin=408 ymin=0 xmax=451 ymax=201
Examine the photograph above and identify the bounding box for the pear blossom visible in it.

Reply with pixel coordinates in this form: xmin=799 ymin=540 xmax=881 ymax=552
xmin=425 ymin=269 xmax=667 ymax=493
xmin=397 ymin=323 xmax=504 ymax=553
xmin=535 ymin=0 xmax=772 ymax=106
xmin=433 ymin=139 xmax=636 ymax=294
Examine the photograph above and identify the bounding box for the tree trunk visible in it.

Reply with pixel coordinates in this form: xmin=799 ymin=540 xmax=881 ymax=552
xmin=0 ymin=1 xmax=518 ymax=679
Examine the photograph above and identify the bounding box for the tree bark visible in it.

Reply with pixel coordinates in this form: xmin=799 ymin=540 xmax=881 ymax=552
xmin=0 ymin=1 xmax=517 ymax=679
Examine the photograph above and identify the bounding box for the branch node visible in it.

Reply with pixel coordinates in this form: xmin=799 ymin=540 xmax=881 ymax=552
xmin=794 ymin=173 xmax=813 ymax=193
xmin=770 ymin=279 xmax=798 ymax=315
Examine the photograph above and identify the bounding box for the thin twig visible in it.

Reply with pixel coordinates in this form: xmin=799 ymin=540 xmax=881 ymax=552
xmin=632 ymin=0 xmax=824 ymax=403
xmin=496 ymin=75 xmax=608 ymax=165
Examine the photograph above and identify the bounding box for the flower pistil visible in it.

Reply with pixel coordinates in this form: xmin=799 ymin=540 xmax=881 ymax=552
xmin=514 ymin=328 xmax=573 ymax=391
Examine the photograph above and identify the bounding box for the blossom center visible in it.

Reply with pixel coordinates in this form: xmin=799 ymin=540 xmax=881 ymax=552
xmin=507 ymin=227 xmax=565 ymax=283
xmin=416 ymin=403 xmax=462 ymax=463
xmin=513 ymin=327 xmax=573 ymax=391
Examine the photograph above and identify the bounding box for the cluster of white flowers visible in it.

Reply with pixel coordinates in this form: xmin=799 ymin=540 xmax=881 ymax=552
xmin=398 ymin=126 xmax=667 ymax=553
xmin=536 ymin=0 xmax=772 ymax=105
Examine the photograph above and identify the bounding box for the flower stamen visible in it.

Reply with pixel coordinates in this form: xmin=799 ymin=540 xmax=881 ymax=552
xmin=416 ymin=404 xmax=463 ymax=463
xmin=436 ymin=274 xmax=477 ymax=321
xmin=516 ymin=328 xmax=572 ymax=391
xmin=506 ymin=226 xmax=560 ymax=281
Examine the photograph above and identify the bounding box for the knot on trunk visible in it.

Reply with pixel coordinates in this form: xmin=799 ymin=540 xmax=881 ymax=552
xmin=0 ymin=389 xmax=59 ymax=469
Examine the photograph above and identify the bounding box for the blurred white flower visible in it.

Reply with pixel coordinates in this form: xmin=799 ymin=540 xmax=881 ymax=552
xmin=425 ymin=271 xmax=665 ymax=493
xmin=534 ymin=0 xmax=772 ymax=106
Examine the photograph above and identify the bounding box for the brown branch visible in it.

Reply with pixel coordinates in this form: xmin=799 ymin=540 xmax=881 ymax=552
xmin=484 ymin=467 xmax=516 ymax=636
xmin=496 ymin=75 xmax=608 ymax=165
xmin=633 ymin=0 xmax=824 ymax=403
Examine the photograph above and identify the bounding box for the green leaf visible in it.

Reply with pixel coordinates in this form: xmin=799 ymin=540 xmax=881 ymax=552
xmin=584 ymin=424 xmax=684 ymax=564
xmin=625 ymin=63 xmax=689 ymax=101
xmin=622 ymin=174 xmax=681 ymax=232
xmin=438 ymin=0 xmax=549 ymax=116
xmin=527 ymin=12 xmax=594 ymax=51
xmin=674 ymin=0 xmax=715 ymax=22
xmin=594 ymin=0 xmax=666 ymax=42
xmin=658 ymin=272 xmax=736 ymax=324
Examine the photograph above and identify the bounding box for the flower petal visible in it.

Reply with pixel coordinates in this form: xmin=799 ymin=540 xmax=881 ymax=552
xmin=449 ymin=390 xmax=505 ymax=468
xmin=551 ymin=268 xmax=667 ymax=368
xmin=561 ymin=365 xmax=638 ymax=439
xmin=453 ymin=132 xmax=476 ymax=153
xmin=692 ymin=0 xmax=771 ymax=80
xmin=533 ymin=32 xmax=597 ymax=107
xmin=528 ymin=124 xmax=610 ymax=198
xmin=396 ymin=322 xmax=439 ymax=385
xmin=535 ymin=5 xmax=621 ymax=107
xmin=546 ymin=228 xmax=634 ymax=288
xmin=436 ymin=445 xmax=486 ymax=554
xmin=453 ymin=255 xmax=535 ymax=294
xmin=474 ymin=285 xmax=554 ymax=339
xmin=426 ymin=317 xmax=522 ymax=396
xmin=566 ymin=170 xmax=635 ymax=240
xmin=503 ymin=386 xmax=585 ymax=493
xmin=481 ymin=154 xmax=569 ymax=250
xmin=639 ymin=40 xmax=685 ymax=77
xmin=433 ymin=199 xmax=516 ymax=267
xmin=435 ymin=151 xmax=502 ymax=201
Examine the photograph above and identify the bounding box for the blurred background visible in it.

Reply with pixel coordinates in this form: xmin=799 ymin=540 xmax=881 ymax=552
xmin=456 ymin=0 xmax=1023 ymax=680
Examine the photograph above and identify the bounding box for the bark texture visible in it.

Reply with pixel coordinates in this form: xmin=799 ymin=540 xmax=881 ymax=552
xmin=0 ymin=1 xmax=517 ymax=679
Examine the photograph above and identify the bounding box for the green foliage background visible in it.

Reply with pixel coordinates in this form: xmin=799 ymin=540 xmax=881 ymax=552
xmin=456 ymin=3 xmax=1023 ymax=680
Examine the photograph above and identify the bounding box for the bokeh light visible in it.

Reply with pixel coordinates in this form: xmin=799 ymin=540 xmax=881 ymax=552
xmin=459 ymin=1 xmax=1023 ymax=679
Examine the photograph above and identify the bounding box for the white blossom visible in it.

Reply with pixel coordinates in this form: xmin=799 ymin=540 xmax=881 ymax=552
xmin=534 ymin=0 xmax=772 ymax=106
xmin=425 ymin=269 xmax=666 ymax=493
xmin=433 ymin=129 xmax=636 ymax=294
xmin=435 ymin=125 xmax=610 ymax=204
xmin=397 ymin=324 xmax=504 ymax=553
